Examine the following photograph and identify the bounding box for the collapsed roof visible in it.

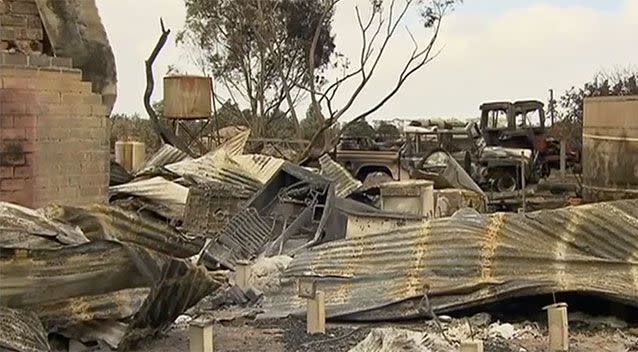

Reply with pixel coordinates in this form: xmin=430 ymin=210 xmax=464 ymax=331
xmin=259 ymin=199 xmax=638 ymax=320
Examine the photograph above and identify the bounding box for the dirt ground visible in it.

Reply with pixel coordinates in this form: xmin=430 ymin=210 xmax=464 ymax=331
xmin=116 ymin=317 xmax=638 ymax=352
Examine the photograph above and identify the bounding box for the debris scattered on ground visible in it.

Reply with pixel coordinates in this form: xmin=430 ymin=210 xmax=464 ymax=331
xmin=348 ymin=328 xmax=453 ymax=352
xmin=2 ymin=126 xmax=636 ymax=351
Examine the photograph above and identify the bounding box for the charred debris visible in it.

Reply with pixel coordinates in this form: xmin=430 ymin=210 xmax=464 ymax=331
xmin=1 ymin=129 xmax=637 ymax=351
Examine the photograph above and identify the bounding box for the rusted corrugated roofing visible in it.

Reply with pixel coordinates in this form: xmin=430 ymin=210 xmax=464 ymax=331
xmin=164 ymin=149 xmax=285 ymax=193
xmin=234 ymin=154 xmax=286 ymax=184
xmin=319 ymin=154 xmax=362 ymax=198
xmin=259 ymin=199 xmax=638 ymax=320
xmin=40 ymin=204 xmax=204 ymax=258
xmin=110 ymin=160 xmax=133 ymax=186
xmin=0 ymin=240 xmax=222 ymax=350
xmin=165 ymin=149 xmax=263 ymax=191
xmin=109 ymin=176 xmax=189 ymax=220
xmin=143 ymin=144 xmax=191 ymax=169
xmin=0 ymin=307 xmax=50 ymax=352
xmin=0 ymin=202 xmax=88 ymax=249
xmin=221 ymin=128 xmax=251 ymax=156
xmin=202 ymin=207 xmax=274 ymax=269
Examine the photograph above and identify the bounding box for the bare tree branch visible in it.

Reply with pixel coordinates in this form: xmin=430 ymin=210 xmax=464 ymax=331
xmin=296 ymin=0 xmax=456 ymax=163
xmin=144 ymin=18 xmax=195 ymax=157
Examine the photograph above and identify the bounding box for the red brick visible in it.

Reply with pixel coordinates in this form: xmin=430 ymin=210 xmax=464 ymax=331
xmin=1 ymin=178 xmax=25 ymax=191
xmin=0 ymin=115 xmax=12 ymax=128
xmin=36 ymin=91 xmax=60 ymax=104
xmin=24 ymin=127 xmax=35 ymax=142
xmin=12 ymin=115 xmax=35 ymax=128
xmin=25 ymin=103 xmax=45 ymax=114
xmin=2 ymin=76 xmax=34 ymax=89
xmin=1 ymin=128 xmax=25 ymax=139
xmin=20 ymin=141 xmax=34 ymax=153
xmin=0 ymin=166 xmax=13 ymax=178
xmin=25 ymin=151 xmax=34 ymax=162
xmin=13 ymin=165 xmax=31 ymax=178
xmin=1 ymin=102 xmax=25 ymax=115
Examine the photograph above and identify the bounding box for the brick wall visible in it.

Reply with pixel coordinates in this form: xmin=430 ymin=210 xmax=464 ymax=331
xmin=0 ymin=52 xmax=109 ymax=208
xmin=0 ymin=0 xmax=45 ymax=54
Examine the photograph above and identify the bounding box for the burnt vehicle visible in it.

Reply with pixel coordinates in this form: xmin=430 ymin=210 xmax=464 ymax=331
xmin=332 ymin=136 xmax=402 ymax=184
xmin=480 ymin=100 xmax=579 ymax=176
xmin=470 ymin=100 xmax=580 ymax=192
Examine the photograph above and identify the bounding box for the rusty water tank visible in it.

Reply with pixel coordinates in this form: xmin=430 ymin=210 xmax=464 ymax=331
xmin=163 ymin=75 xmax=212 ymax=119
xmin=582 ymin=95 xmax=638 ymax=202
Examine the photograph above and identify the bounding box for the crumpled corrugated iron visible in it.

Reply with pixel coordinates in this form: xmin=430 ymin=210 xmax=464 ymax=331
xmin=0 ymin=240 xmax=222 ymax=350
xmin=202 ymin=207 xmax=274 ymax=269
xmin=40 ymin=204 xmax=204 ymax=258
xmin=319 ymin=154 xmax=362 ymax=198
xmin=201 ymin=162 xmax=335 ymax=269
xmin=0 ymin=202 xmax=88 ymax=249
xmin=259 ymin=199 xmax=638 ymax=321
xmin=165 ymin=149 xmax=266 ymax=192
xmin=110 ymin=160 xmax=133 ymax=186
xmin=0 ymin=307 xmax=51 ymax=352
xmin=143 ymin=144 xmax=191 ymax=169
xmin=109 ymin=176 xmax=189 ymax=220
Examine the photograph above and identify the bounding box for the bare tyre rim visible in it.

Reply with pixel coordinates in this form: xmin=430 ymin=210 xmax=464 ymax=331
xmin=495 ymin=173 xmax=517 ymax=192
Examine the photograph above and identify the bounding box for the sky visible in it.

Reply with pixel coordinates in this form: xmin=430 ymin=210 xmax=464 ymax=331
xmin=96 ymin=0 xmax=638 ymax=120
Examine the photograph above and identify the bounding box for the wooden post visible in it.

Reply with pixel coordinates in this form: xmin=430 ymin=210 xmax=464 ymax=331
xmin=521 ymin=151 xmax=526 ymax=213
xmin=298 ymin=279 xmax=325 ymax=335
xmin=560 ymin=140 xmax=566 ymax=179
xmin=189 ymin=318 xmax=214 ymax=352
xmin=306 ymin=291 xmax=326 ymax=335
xmin=460 ymin=340 xmax=484 ymax=352
xmin=545 ymin=303 xmax=569 ymax=351
xmin=235 ymin=260 xmax=251 ymax=290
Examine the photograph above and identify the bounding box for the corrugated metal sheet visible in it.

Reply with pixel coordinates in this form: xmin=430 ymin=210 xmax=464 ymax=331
xmin=165 ymin=149 xmax=264 ymax=192
xmin=41 ymin=204 xmax=204 ymax=258
xmin=0 ymin=307 xmax=50 ymax=352
xmin=109 ymin=177 xmax=189 ymax=220
xmin=259 ymin=199 xmax=638 ymax=320
xmin=319 ymin=154 xmax=362 ymax=198
xmin=234 ymin=154 xmax=285 ymax=184
xmin=203 ymin=207 xmax=274 ymax=269
xmin=0 ymin=240 xmax=222 ymax=349
xmin=110 ymin=160 xmax=133 ymax=186
xmin=217 ymin=128 xmax=251 ymax=156
xmin=143 ymin=144 xmax=191 ymax=169
xmin=0 ymin=202 xmax=88 ymax=249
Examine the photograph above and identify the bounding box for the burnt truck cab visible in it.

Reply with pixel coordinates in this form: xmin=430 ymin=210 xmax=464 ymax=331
xmin=480 ymin=100 xmax=547 ymax=152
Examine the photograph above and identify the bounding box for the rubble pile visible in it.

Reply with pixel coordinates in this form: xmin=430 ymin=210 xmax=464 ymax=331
xmin=1 ymin=129 xmax=637 ymax=351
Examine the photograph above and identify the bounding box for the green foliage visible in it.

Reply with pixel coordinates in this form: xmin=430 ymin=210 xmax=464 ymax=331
xmin=559 ymin=66 xmax=638 ymax=123
xmin=109 ymin=114 xmax=162 ymax=153
xmin=342 ymin=118 xmax=375 ymax=138
xmin=556 ymin=66 xmax=637 ymax=148
xmin=177 ymin=0 xmax=338 ymax=132
xmin=376 ymin=122 xmax=400 ymax=139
